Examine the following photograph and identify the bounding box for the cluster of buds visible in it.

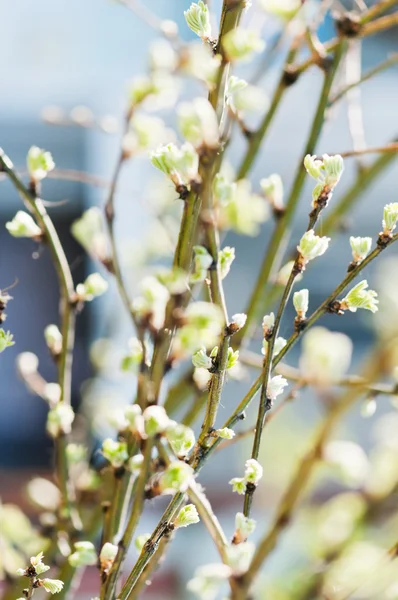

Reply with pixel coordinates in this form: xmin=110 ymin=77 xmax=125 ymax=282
xmin=151 ymin=142 xmax=199 ymax=191
xmin=75 ymin=273 xmax=108 ymax=303
xmin=229 ymin=458 xmax=263 ymax=495
xmin=16 ymin=552 xmax=64 ymax=595
xmin=304 ymin=154 xmax=344 ymax=209
xmin=166 ymin=422 xmax=196 ymax=457
xmin=101 ymin=439 xmax=129 ymax=469
xmin=46 ymin=403 xmax=75 ymax=438
xmin=178 ymin=97 xmax=219 ymax=151
xmin=27 ymin=146 xmax=55 ymax=183
xmin=157 ymin=460 xmax=194 ymax=495
xmin=338 ymin=280 xmax=379 ymax=314
xmin=191 ymin=245 xmax=236 ymax=283
xmin=297 ymin=229 xmax=330 ymax=270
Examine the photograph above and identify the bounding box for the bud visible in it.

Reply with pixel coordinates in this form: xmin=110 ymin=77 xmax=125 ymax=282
xmin=193 ymin=367 xmax=211 ymax=390
xmin=382 ymin=203 xmax=398 ymax=235
xmin=166 ymin=423 xmax=195 ymax=457
xmin=128 ymin=75 xmax=156 ymax=107
xmin=244 ymin=458 xmax=263 ymax=485
xmin=181 ymin=43 xmax=221 ymax=88
xmin=188 ymin=564 xmax=232 ymax=599
xmin=178 ymin=98 xmax=219 ymax=149
xmin=262 ymin=313 xmax=275 ymax=336
xmin=276 ymin=260 xmax=303 ymax=286
xmin=148 ymin=39 xmax=178 ymax=73
xmin=226 ymin=347 xmax=239 ymax=369
xmin=340 ymin=280 xmax=378 ymax=313
xmin=121 ymin=338 xmax=143 ymax=372
xmin=175 ymin=302 xmax=224 ymax=354
xmin=41 ymin=579 xmax=64 ymax=594
xmin=216 ymin=427 xmax=235 ymax=440
xmin=297 ymin=229 xmax=330 ymax=265
xmin=68 ymin=541 xmax=97 ymax=568
xmin=135 ymin=533 xmax=151 ymax=553
xmin=99 ymin=543 xmax=118 ymax=573
xmin=234 ymin=512 xmax=256 ymax=543
xmin=160 ymin=19 xmax=179 ymax=38
xmin=299 ymin=327 xmax=352 ymax=386
xmin=228 ymin=312 xmax=247 ymax=334
xmin=192 ymin=347 xmax=213 ymax=370
xmin=219 ymin=246 xmax=235 ymax=280
xmin=6 ymin=211 xmax=42 ymax=238
xmin=124 ymin=405 xmax=145 ymax=437
xmin=44 ymin=324 xmax=63 ymax=356
xmin=184 ymin=1 xmax=211 ymax=40
xmin=226 ymin=76 xmax=266 ymax=114
xmin=66 ymin=443 xmax=87 ymax=464
xmin=16 ymin=352 xmax=39 ymax=376
xmin=191 ymin=245 xmax=213 ymax=283
xmin=266 ymin=375 xmax=288 ymax=401
xmin=229 ymin=477 xmax=247 ymax=495
xmin=350 ymin=236 xmax=372 ymax=264
xmin=0 ymin=329 xmax=14 ymax=353
xmin=174 ymin=504 xmax=200 ymax=529
xmin=101 ymin=438 xmax=128 ymax=468
xmin=27 ymin=146 xmax=55 ymax=182
xmin=150 ymin=142 xmax=199 ymax=186
xmin=213 ymin=174 xmax=236 ymax=206
xmin=156 ymin=267 xmax=188 ymax=295
xmin=258 ymin=0 xmax=301 ymax=19
xmin=260 ymin=174 xmax=284 ymax=212
xmin=46 ymin=404 xmax=75 ymax=438
xmin=304 ymin=154 xmax=344 ymax=207
xmin=158 ymin=460 xmax=194 ymax=494
xmin=30 ymin=552 xmax=50 ymax=575
xmin=123 ymin=115 xmax=173 ymax=157
xmin=227 ymin=542 xmax=255 ymax=574
xmin=262 ymin=336 xmax=286 ymax=358
xmin=293 ymin=289 xmax=309 ymax=319
xmin=143 ymin=405 xmax=170 ymax=437
xmin=128 ymin=453 xmax=144 ymax=473
xmin=220 ymin=179 xmax=269 ymax=236
xmin=223 ymin=28 xmax=265 ymax=62
xmin=132 ymin=275 xmax=170 ymax=330
xmin=76 ymin=273 xmax=108 ymax=301
xmin=71 ymin=207 xmax=108 ymax=261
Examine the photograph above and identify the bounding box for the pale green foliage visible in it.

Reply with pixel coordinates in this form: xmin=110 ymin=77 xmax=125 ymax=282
xmin=223 ymin=28 xmax=265 ymax=62
xmin=76 ymin=273 xmax=108 ymax=301
xmin=6 ymin=211 xmax=41 ymax=238
xmin=27 ymin=146 xmax=55 ymax=181
xmin=174 ymin=504 xmax=200 ymax=529
xmin=341 ymin=280 xmax=379 ymax=313
xmin=0 ymin=329 xmax=14 ymax=353
xmin=102 ymin=439 xmax=128 ymax=468
xmin=71 ymin=207 xmax=108 ymax=261
xmin=184 ymin=1 xmax=211 ymax=40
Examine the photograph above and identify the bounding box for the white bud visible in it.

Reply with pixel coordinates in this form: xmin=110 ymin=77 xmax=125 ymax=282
xmin=382 ymin=203 xmax=398 ymax=235
xmin=191 ymin=245 xmax=213 ymax=283
xmin=27 ymin=146 xmax=55 ymax=181
xmin=219 ymin=246 xmax=235 ymax=279
xmin=244 ymin=459 xmax=263 ymax=485
xmin=166 ymin=423 xmax=195 ymax=457
xmin=297 ymin=229 xmax=330 ymax=264
xmin=293 ymin=289 xmax=309 ymax=319
xmin=341 ymin=280 xmax=379 ymax=313
xmin=68 ymin=541 xmax=97 ymax=568
xmin=260 ymin=174 xmax=284 ymax=211
xmin=134 ymin=533 xmax=151 ymax=553
xmin=184 ymin=1 xmax=211 ymax=40
xmin=234 ymin=512 xmax=256 ymax=542
xmin=44 ymin=383 xmax=61 ymax=405
xmin=76 ymin=273 xmax=108 ymax=301
xmin=143 ymin=405 xmax=170 ymax=437
xmin=121 ymin=338 xmax=143 ymax=373
xmin=128 ymin=453 xmax=144 ymax=473
xmin=223 ymin=28 xmax=265 ymax=62
xmin=71 ymin=207 xmax=108 ymax=261
xmin=216 ymin=427 xmax=235 ymax=440
xmin=299 ymin=327 xmax=352 ymax=386
xmin=6 ymin=211 xmax=41 ymax=238
xmin=262 ymin=312 xmax=275 ymax=335
xmin=46 ymin=404 xmax=75 ymax=438
xmin=174 ymin=504 xmax=200 ymax=529
xmin=99 ymin=543 xmax=118 ymax=573
xmin=158 ymin=461 xmax=194 ymax=494
xmin=178 ymin=98 xmax=219 ymax=149
xmin=262 ymin=336 xmax=286 ymax=358
xmin=150 ymin=142 xmax=199 ymax=186
xmin=266 ymin=375 xmax=288 ymax=401
xmin=41 ymin=579 xmax=64 ymax=594
xmin=350 ymin=236 xmax=372 ymax=263
xmin=226 ymin=542 xmax=255 ymax=574
xmin=229 ymin=477 xmax=246 ymax=495
xmin=230 ymin=312 xmax=247 ymax=331
xmin=192 ymin=347 xmax=213 ymax=370
xmin=101 ymin=439 xmax=128 ymax=468
xmin=44 ymin=324 xmax=62 ymax=355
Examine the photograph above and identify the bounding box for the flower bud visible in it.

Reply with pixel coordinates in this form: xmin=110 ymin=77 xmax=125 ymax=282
xmin=350 ymin=236 xmax=372 ymax=264
xmin=124 ymin=405 xmax=145 ymax=437
xmin=188 ymin=564 xmax=232 ymax=598
xmin=184 ymin=1 xmax=211 ymax=40
xmin=166 ymin=423 xmax=195 ymax=457
xmin=128 ymin=453 xmax=144 ymax=473
xmin=99 ymin=543 xmax=118 ymax=573
xmin=181 ymin=43 xmax=221 ymax=88
xmin=156 ymin=267 xmax=188 ymax=295
xmin=66 ymin=443 xmax=87 ymax=464
xmin=0 ymin=329 xmax=14 ymax=353
xmin=191 ymin=245 xmax=213 ymax=283
xmin=150 ymin=142 xmax=199 ymax=186
xmin=135 ymin=533 xmax=151 ymax=553
xmin=132 ymin=276 xmax=170 ymax=330
xmin=76 ymin=273 xmax=108 ymax=301
xmin=228 ymin=312 xmax=247 ymax=335
xmin=382 ymin=203 xmax=398 ymax=235
xmin=262 ymin=336 xmax=286 ymax=358
xmin=299 ymin=327 xmax=352 ymax=386
xmin=102 ymin=438 xmax=128 ymax=468
xmin=6 ymin=211 xmax=42 ymax=238
xmin=216 ymin=427 xmax=235 ymax=440
xmin=260 ymin=173 xmax=284 ymax=212
xmin=121 ymin=338 xmax=143 ymax=372
xmin=229 ymin=477 xmax=246 ymax=495
xmin=219 ymin=246 xmax=235 ymax=280
xmin=46 ymin=404 xmax=75 ymax=438
xmin=213 ymin=174 xmax=236 ymax=206
xmin=41 ymin=579 xmax=64 ymax=594
xmin=174 ymin=504 xmax=200 ymax=529
xmin=244 ymin=458 xmax=263 ymax=485
xmin=304 ymin=154 xmax=344 ymax=207
xmin=143 ymin=405 xmax=170 ymax=437
xmin=234 ymin=512 xmax=256 ymax=543
xmin=71 ymin=207 xmax=108 ymax=261
xmin=262 ymin=313 xmax=275 ymax=336
xmin=27 ymin=146 xmax=55 ymax=182
xmin=223 ymin=29 xmax=265 ymax=62
xmin=266 ymin=375 xmax=288 ymax=401
xmin=340 ymin=280 xmax=378 ymax=313
xmin=192 ymin=347 xmax=213 ymax=370
xmin=258 ymin=0 xmax=301 ymax=19
xmin=68 ymin=541 xmax=97 ymax=568
xmin=158 ymin=461 xmax=194 ymax=494
xmin=226 ymin=347 xmax=239 ymax=369
xmin=220 ymin=179 xmax=269 ymax=236
xmin=297 ymin=229 xmax=330 ymax=265
xmin=227 ymin=542 xmax=255 ymax=574
xmin=178 ymin=98 xmax=219 ymax=149
xmin=30 ymin=552 xmax=50 ymax=575
xmin=293 ymin=289 xmax=309 ymax=319
xmin=226 ymin=76 xmax=267 ymax=114
xmin=44 ymin=324 xmax=63 ymax=356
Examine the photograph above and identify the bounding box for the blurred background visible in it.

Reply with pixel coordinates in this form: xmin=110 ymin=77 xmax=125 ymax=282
xmin=1 ymin=0 xmax=398 ymax=598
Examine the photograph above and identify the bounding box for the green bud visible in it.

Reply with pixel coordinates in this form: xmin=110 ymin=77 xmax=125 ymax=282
xmin=128 ymin=454 xmax=144 ymax=473
xmin=213 ymin=173 xmax=236 ymax=206
xmin=44 ymin=324 xmax=62 ymax=355
xmin=6 ymin=211 xmax=42 ymax=238
xmin=71 ymin=207 xmax=108 ymax=262
xmin=143 ymin=405 xmax=170 ymax=437
xmin=229 ymin=477 xmax=246 ymax=495
xmin=184 ymin=1 xmax=211 ymax=40
xmin=216 ymin=427 xmax=235 ymax=440
xmin=27 ymin=146 xmax=55 ymax=182
xmin=192 ymin=347 xmax=212 ymax=370
xmin=121 ymin=338 xmax=143 ymax=373
xmin=244 ymin=458 xmax=263 ymax=484
xmin=46 ymin=404 xmax=75 ymax=438
xmin=134 ymin=533 xmax=151 ymax=553
xmin=0 ymin=329 xmax=14 ymax=353
xmin=68 ymin=541 xmax=97 ymax=568
xmin=260 ymin=174 xmax=284 ymax=211
xmin=191 ymin=245 xmax=213 ymax=283
xmin=41 ymin=579 xmax=64 ymax=594
xmin=297 ymin=229 xmax=330 ymax=264
xmin=219 ymin=246 xmax=235 ymax=279
xmin=382 ymin=203 xmax=398 ymax=235
xmin=166 ymin=423 xmax=195 ymax=457
xmin=226 ymin=347 xmax=239 ymax=369
xmin=76 ymin=273 xmax=108 ymax=301
xmin=341 ymin=280 xmax=379 ymax=313
xmin=102 ymin=438 xmax=128 ymax=468
xmin=158 ymin=460 xmax=194 ymax=494
xmin=293 ymin=289 xmax=309 ymax=319
xmin=178 ymin=98 xmax=219 ymax=149
xmin=30 ymin=552 xmax=50 ymax=575
xmin=174 ymin=504 xmax=200 ymax=529
xmin=350 ymin=236 xmax=372 ymax=263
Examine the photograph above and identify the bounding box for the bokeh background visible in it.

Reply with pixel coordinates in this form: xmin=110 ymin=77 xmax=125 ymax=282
xmin=1 ymin=1 xmax=398 ymax=598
